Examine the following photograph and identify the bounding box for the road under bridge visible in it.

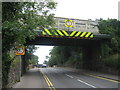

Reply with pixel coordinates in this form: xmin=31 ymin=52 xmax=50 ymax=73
xmin=22 ymin=29 xmax=112 ymax=74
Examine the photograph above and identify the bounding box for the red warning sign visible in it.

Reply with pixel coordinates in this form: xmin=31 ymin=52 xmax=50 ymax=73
xmin=65 ymin=20 xmax=73 ymax=27
xmin=16 ymin=46 xmax=25 ymax=55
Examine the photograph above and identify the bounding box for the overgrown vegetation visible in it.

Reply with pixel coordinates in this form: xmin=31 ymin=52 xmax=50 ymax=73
xmin=2 ymin=1 xmax=56 ymax=88
xmin=98 ymin=19 xmax=119 ymax=69
xmin=29 ymin=55 xmax=38 ymax=65
xmin=27 ymin=46 xmax=39 ymax=65
xmin=98 ymin=19 xmax=120 ymax=55
xmin=103 ymin=54 xmax=119 ymax=69
xmin=48 ymin=46 xmax=82 ymax=68
xmin=48 ymin=19 xmax=120 ymax=70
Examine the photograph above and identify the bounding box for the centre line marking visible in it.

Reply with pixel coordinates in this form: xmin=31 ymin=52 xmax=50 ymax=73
xmin=77 ymin=79 xmax=97 ymax=88
xmin=40 ymin=69 xmax=56 ymax=90
xmin=65 ymin=74 xmax=74 ymax=79
xmin=43 ymin=75 xmax=56 ymax=90
xmin=45 ymin=75 xmax=53 ymax=87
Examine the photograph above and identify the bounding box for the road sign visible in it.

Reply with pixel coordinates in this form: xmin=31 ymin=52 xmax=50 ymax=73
xmin=16 ymin=46 xmax=25 ymax=55
xmin=65 ymin=20 xmax=73 ymax=27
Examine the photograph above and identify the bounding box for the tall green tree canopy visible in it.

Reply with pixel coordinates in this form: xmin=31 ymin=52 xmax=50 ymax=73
xmin=98 ymin=19 xmax=120 ymax=53
xmin=29 ymin=55 xmax=39 ymax=65
xmin=2 ymin=1 xmax=57 ymax=52
xmin=2 ymin=1 xmax=57 ymax=88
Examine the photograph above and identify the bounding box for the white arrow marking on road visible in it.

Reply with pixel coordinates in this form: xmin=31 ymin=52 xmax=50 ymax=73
xmin=77 ymin=79 xmax=97 ymax=88
xmin=65 ymin=74 xmax=74 ymax=79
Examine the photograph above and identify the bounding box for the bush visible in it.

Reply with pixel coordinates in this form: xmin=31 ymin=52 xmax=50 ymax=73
xmin=103 ymin=54 xmax=119 ymax=69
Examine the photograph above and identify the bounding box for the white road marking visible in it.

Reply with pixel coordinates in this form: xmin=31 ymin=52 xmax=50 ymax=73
xmin=65 ymin=74 xmax=74 ymax=79
xmin=77 ymin=79 xmax=97 ymax=88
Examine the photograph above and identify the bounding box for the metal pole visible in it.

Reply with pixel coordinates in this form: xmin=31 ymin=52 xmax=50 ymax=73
xmin=19 ymin=56 xmax=22 ymax=81
xmin=68 ymin=27 xmax=69 ymax=31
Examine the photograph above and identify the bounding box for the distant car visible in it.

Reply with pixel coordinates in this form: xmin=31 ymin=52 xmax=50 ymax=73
xmin=42 ymin=64 xmax=47 ymax=68
xmin=33 ymin=64 xmax=38 ymax=68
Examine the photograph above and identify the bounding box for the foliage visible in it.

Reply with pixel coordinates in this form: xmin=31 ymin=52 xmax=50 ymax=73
xmin=43 ymin=60 xmax=48 ymax=64
xmin=2 ymin=53 xmax=12 ymax=87
xmin=2 ymin=2 xmax=57 ymax=52
xmin=2 ymin=1 xmax=57 ymax=88
xmin=98 ymin=19 xmax=120 ymax=54
xmin=48 ymin=46 xmax=82 ymax=67
xmin=25 ymin=45 xmax=38 ymax=65
xmin=103 ymin=54 xmax=119 ymax=69
xmin=29 ymin=55 xmax=38 ymax=65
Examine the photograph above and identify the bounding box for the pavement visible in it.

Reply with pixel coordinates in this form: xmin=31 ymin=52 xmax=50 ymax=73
xmin=12 ymin=67 xmax=119 ymax=89
xmin=12 ymin=68 xmax=48 ymax=88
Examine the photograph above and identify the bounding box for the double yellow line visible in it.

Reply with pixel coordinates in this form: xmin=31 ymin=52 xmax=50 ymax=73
xmin=43 ymin=75 xmax=56 ymax=90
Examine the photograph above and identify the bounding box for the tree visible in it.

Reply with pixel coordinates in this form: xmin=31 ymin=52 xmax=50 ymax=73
xmin=46 ymin=56 xmax=50 ymax=59
xmin=29 ymin=55 xmax=39 ymax=65
xmin=2 ymin=1 xmax=57 ymax=88
xmin=43 ymin=60 xmax=48 ymax=64
xmin=2 ymin=1 xmax=57 ymax=52
xmin=98 ymin=19 xmax=120 ymax=54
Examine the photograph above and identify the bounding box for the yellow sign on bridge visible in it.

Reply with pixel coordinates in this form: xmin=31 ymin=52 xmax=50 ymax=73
xmin=65 ymin=20 xmax=73 ymax=27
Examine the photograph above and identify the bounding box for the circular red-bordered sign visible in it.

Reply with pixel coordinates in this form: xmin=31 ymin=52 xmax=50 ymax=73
xmin=16 ymin=46 xmax=25 ymax=55
xmin=65 ymin=20 xmax=73 ymax=27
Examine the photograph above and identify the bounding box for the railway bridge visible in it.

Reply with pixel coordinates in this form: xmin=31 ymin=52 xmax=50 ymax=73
xmin=22 ymin=17 xmax=111 ymax=74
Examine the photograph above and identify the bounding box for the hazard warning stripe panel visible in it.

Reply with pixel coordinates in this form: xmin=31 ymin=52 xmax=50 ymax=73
xmin=75 ymin=32 xmax=81 ymax=37
xmin=62 ymin=30 xmax=69 ymax=36
xmin=85 ymin=32 xmax=92 ymax=38
xmin=44 ymin=29 xmax=52 ymax=35
xmin=40 ymin=29 xmax=94 ymax=38
xmin=56 ymin=30 xmax=64 ymax=36
xmin=70 ymin=31 xmax=77 ymax=36
xmin=80 ymin=32 xmax=86 ymax=37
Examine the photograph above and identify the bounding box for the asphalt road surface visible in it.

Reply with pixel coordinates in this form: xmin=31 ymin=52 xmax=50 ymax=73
xmin=40 ymin=67 xmax=119 ymax=89
xmin=13 ymin=67 xmax=119 ymax=89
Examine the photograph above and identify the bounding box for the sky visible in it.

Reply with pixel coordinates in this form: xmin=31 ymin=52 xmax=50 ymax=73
xmin=54 ymin=0 xmax=119 ymax=20
xmin=33 ymin=45 xmax=54 ymax=64
xmin=34 ymin=0 xmax=119 ymax=64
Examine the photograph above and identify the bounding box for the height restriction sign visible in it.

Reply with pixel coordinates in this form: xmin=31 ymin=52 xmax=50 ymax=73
xmin=65 ymin=20 xmax=73 ymax=27
xmin=16 ymin=46 xmax=25 ymax=55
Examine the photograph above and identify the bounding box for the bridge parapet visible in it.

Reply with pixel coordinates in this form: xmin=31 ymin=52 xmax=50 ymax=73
xmin=53 ymin=17 xmax=99 ymax=34
xmin=34 ymin=29 xmax=111 ymax=40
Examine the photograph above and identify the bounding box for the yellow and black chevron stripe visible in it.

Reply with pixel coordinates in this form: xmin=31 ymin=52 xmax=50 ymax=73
xmin=69 ymin=31 xmax=94 ymax=38
xmin=41 ymin=29 xmax=93 ymax=38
